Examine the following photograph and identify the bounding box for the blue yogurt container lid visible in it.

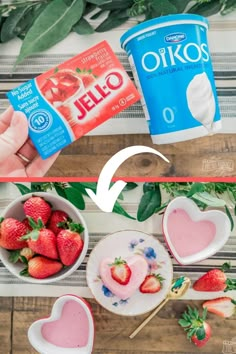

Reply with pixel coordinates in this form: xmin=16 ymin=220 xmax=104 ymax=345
xmin=120 ymin=13 xmax=209 ymax=49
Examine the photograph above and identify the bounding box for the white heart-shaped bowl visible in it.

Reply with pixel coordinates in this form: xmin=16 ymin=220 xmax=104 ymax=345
xmin=0 ymin=192 xmax=89 ymax=283
xmin=162 ymin=197 xmax=231 ymax=265
xmin=28 ymin=294 xmax=94 ymax=354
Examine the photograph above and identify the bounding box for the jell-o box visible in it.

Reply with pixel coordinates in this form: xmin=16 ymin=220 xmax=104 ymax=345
xmin=7 ymin=40 xmax=140 ymax=159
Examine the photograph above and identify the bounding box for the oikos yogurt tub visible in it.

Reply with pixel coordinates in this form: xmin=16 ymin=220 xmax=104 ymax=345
xmin=120 ymin=14 xmax=222 ymax=144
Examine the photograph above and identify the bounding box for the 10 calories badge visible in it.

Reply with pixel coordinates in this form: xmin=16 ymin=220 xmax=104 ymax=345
xmin=29 ymin=110 xmax=53 ymax=132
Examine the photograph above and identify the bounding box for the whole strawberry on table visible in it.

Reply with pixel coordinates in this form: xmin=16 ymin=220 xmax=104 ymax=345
xmin=0 ymin=196 xmax=85 ymax=279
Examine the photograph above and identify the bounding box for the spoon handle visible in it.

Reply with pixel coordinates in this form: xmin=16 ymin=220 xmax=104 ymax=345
xmin=129 ymin=297 xmax=169 ymax=339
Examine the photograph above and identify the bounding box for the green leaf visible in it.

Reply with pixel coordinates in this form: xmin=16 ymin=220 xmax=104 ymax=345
xmin=69 ymin=222 xmax=85 ymax=233
xmin=196 ymin=326 xmax=206 ymax=341
xmin=87 ymin=0 xmax=109 ymax=5
xmin=187 ymin=182 xmax=205 ymax=197
xmin=192 ymin=192 xmax=226 ymax=207
xmin=64 ymin=187 xmax=85 ymax=210
xmin=14 ymin=183 xmax=31 ymax=195
xmin=225 ymin=205 xmax=234 ymax=231
xmin=187 ymin=1 xmax=222 ymax=17
xmin=73 ymin=17 xmax=94 ymax=34
xmin=99 ymin=0 xmax=133 ymax=10
xmin=53 ymin=183 xmax=67 ymax=199
xmin=178 ymin=319 xmax=190 ymax=327
xmin=8 ymin=250 xmax=21 ymax=264
xmin=1 ymin=5 xmax=32 ymax=42
xmin=16 ymin=0 xmax=84 ymax=64
xmin=95 ymin=10 xmax=129 ymax=32
xmin=137 ymin=189 xmax=161 ymax=222
xmin=221 ymin=0 xmax=236 ymax=15
xmin=68 ymin=182 xmax=97 ymax=196
xmin=122 ymin=182 xmax=138 ymax=192
xmin=20 ymin=267 xmax=29 ymax=276
xmin=169 ymin=0 xmax=191 ymax=13
xmin=202 ymin=307 xmax=207 ymax=321
xmin=151 ymin=0 xmax=177 ymax=15
xmin=143 ymin=182 xmax=156 ymax=193
xmin=112 ymin=201 xmax=135 ymax=220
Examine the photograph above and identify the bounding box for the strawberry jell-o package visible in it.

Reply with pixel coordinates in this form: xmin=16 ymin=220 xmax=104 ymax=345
xmin=7 ymin=41 xmax=140 ymax=159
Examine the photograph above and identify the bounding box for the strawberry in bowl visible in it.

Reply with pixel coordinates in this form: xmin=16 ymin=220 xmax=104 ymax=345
xmin=0 ymin=192 xmax=89 ymax=284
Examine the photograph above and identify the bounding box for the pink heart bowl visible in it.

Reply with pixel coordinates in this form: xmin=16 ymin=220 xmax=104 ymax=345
xmin=162 ymin=197 xmax=231 ymax=265
xmin=28 ymin=294 xmax=94 ymax=354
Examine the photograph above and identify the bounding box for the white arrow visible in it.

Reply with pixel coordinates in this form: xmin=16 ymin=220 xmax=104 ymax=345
xmin=85 ymin=146 xmax=169 ymax=213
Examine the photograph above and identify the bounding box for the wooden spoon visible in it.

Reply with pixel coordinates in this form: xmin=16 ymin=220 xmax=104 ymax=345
xmin=129 ymin=276 xmax=191 ymax=339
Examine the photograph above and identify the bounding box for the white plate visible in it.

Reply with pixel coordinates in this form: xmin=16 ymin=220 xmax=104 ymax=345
xmin=86 ymin=230 xmax=173 ymax=316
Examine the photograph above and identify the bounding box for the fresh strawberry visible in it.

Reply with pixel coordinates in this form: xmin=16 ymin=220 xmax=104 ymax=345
xmin=22 ymin=218 xmax=33 ymax=232
xmin=202 ymin=297 xmax=236 ymax=318
xmin=21 ymin=218 xmax=58 ymax=260
xmin=23 ymin=196 xmax=51 ymax=224
xmin=193 ymin=263 xmax=236 ymax=292
xmin=0 ymin=218 xmax=28 ymax=250
xmin=57 ymin=223 xmax=84 ymax=266
xmin=139 ymin=274 xmax=164 ymax=293
xmin=20 ymin=256 xmax=63 ymax=279
xmin=47 ymin=210 xmax=71 ymax=235
xmin=110 ymin=257 xmax=132 ymax=285
xmin=179 ymin=306 xmax=211 ymax=348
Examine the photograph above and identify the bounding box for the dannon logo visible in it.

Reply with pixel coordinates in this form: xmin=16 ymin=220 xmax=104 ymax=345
xmin=165 ymin=32 xmax=186 ymax=43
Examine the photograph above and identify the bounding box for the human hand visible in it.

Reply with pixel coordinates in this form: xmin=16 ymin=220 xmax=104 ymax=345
xmin=0 ymin=107 xmax=59 ymax=177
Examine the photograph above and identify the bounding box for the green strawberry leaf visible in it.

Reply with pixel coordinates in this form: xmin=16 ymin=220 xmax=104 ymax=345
xmin=178 ymin=319 xmax=190 ymax=327
xmin=8 ymin=250 xmax=21 ymax=263
xmin=69 ymin=222 xmax=85 ymax=234
xmin=202 ymin=307 xmax=208 ymax=321
xmin=0 ymin=217 xmax=4 ymax=224
xmin=20 ymin=267 xmax=29 ymax=276
xmin=221 ymin=262 xmax=231 ymax=272
xmin=20 ymin=256 xmax=28 ymax=265
xmin=196 ymin=325 xmax=206 ymax=341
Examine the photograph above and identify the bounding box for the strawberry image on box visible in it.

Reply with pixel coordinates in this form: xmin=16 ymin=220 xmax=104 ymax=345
xmin=7 ymin=41 xmax=140 ymax=159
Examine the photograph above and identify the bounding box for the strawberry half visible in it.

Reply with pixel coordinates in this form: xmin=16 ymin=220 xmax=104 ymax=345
xmin=110 ymin=257 xmax=132 ymax=285
xmin=23 ymin=196 xmax=51 ymax=224
xmin=193 ymin=263 xmax=236 ymax=292
xmin=20 ymin=256 xmax=63 ymax=279
xmin=0 ymin=217 xmax=28 ymax=250
xmin=202 ymin=297 xmax=236 ymax=318
xmin=139 ymin=274 xmax=164 ymax=293
xmin=179 ymin=306 xmax=211 ymax=348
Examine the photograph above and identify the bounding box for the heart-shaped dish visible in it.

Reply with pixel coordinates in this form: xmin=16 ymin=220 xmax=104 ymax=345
xmin=162 ymin=197 xmax=231 ymax=265
xmin=28 ymin=295 xmax=94 ymax=354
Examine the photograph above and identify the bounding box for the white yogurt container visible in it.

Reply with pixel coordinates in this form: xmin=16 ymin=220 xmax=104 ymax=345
xmin=120 ymin=14 xmax=222 ymax=144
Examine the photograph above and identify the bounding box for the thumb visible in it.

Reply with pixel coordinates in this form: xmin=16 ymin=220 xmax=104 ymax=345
xmin=0 ymin=111 xmax=29 ymax=162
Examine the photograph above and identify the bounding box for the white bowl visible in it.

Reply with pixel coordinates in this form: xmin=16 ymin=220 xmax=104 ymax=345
xmin=162 ymin=196 xmax=231 ymax=265
xmin=28 ymin=294 xmax=94 ymax=354
xmin=0 ymin=192 xmax=89 ymax=283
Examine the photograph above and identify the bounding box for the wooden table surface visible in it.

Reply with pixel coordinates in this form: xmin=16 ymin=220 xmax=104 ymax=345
xmin=46 ymin=133 xmax=236 ymax=177
xmin=1 ymin=297 xmax=235 ymax=354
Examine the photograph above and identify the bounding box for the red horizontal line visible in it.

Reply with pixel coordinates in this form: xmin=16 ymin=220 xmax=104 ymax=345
xmin=0 ymin=177 xmax=236 ymax=183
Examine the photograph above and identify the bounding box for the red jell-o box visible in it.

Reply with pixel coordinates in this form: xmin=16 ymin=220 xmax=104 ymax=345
xmin=7 ymin=41 xmax=140 ymax=159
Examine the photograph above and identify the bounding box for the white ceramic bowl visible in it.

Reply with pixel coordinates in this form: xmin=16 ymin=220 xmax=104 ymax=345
xmin=28 ymin=294 xmax=94 ymax=354
xmin=162 ymin=196 xmax=231 ymax=265
xmin=0 ymin=192 xmax=89 ymax=283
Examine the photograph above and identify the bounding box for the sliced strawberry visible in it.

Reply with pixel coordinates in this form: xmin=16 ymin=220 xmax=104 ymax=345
xmin=202 ymin=297 xmax=236 ymax=318
xmin=193 ymin=263 xmax=236 ymax=292
xmin=179 ymin=306 xmax=211 ymax=348
xmin=139 ymin=274 xmax=164 ymax=293
xmin=110 ymin=257 xmax=132 ymax=285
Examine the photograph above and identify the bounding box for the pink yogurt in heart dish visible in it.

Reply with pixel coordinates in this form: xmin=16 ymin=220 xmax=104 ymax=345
xmin=167 ymin=208 xmax=216 ymax=257
xmin=41 ymin=300 xmax=89 ymax=348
